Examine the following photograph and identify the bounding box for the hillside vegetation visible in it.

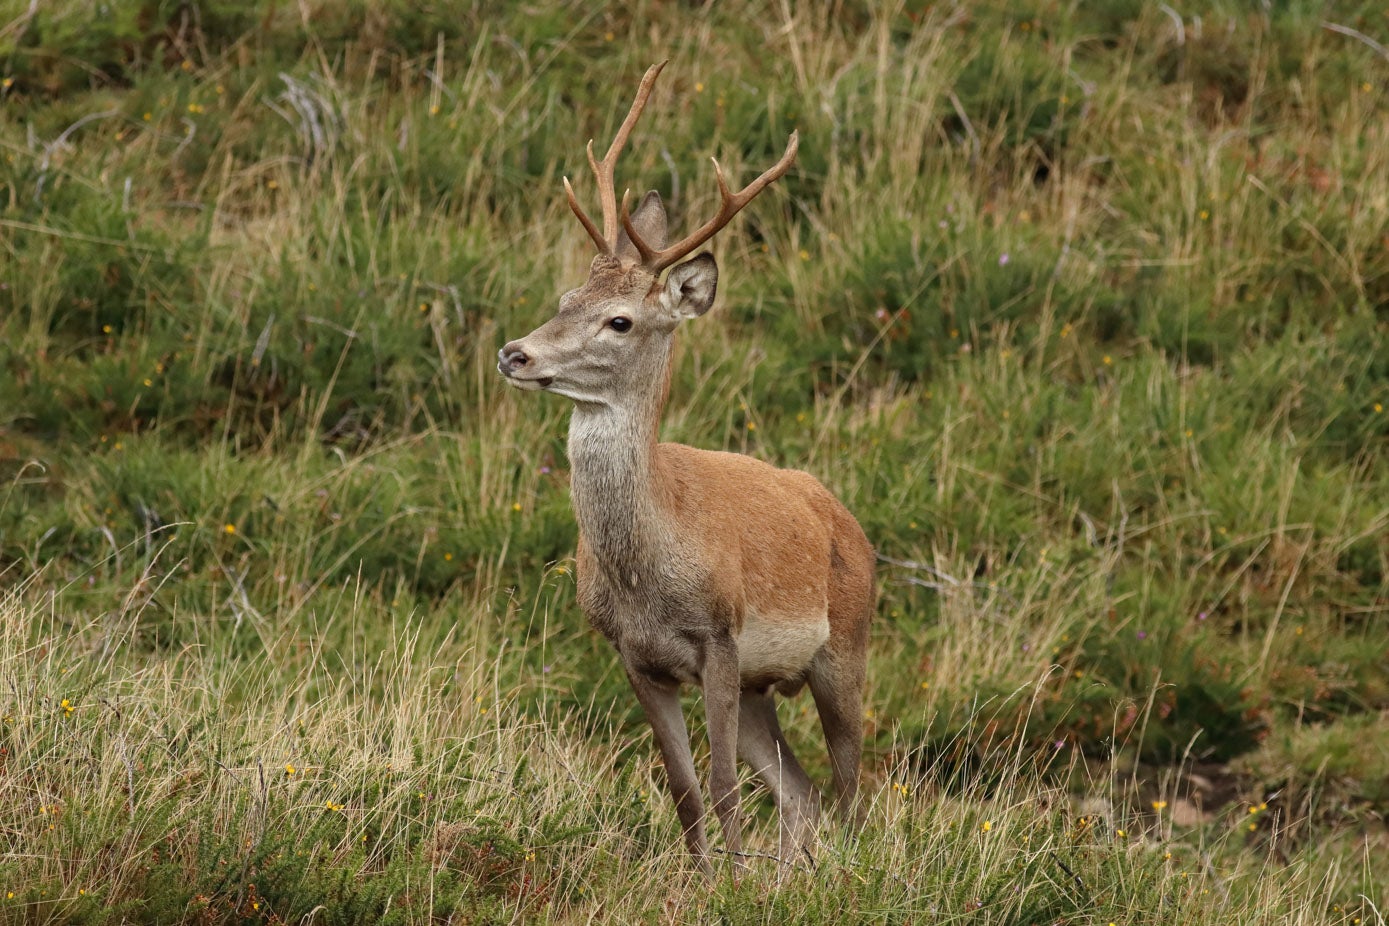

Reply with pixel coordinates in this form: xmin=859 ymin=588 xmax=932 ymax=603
xmin=1 ymin=1 xmax=1386 ymax=922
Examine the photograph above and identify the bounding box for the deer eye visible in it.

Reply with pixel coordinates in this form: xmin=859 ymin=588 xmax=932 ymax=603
xmin=607 ymin=317 xmax=633 ymax=333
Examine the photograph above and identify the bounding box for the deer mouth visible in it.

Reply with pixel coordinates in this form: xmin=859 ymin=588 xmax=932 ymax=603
xmin=500 ymin=371 xmax=554 ymax=391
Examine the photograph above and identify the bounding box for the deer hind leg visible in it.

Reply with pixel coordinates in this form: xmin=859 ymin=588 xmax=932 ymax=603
xmin=737 ymin=691 xmax=820 ymax=865
xmin=808 ymin=643 xmax=867 ymax=828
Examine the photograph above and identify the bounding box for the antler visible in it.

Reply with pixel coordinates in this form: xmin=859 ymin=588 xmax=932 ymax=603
xmin=564 ymin=61 xmax=799 ymax=274
xmin=564 ymin=61 xmax=668 ymax=256
xmin=620 ymin=131 xmax=799 ymax=273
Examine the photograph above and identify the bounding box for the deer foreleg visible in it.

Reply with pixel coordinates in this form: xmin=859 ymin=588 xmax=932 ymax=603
xmin=701 ymin=634 xmax=744 ymax=864
xmin=626 ymin=666 xmax=711 ymax=876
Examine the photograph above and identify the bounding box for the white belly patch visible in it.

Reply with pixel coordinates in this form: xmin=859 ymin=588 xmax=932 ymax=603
xmin=737 ymin=611 xmax=830 ymax=683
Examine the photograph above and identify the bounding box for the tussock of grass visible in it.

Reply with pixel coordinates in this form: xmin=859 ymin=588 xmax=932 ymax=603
xmin=2 ymin=1 xmax=1386 ymax=921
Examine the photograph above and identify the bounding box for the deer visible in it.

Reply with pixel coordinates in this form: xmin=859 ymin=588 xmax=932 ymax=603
xmin=497 ymin=61 xmax=875 ymax=876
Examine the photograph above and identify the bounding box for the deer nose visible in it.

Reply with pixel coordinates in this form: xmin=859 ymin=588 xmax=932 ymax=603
xmin=497 ymin=342 xmax=530 ymax=376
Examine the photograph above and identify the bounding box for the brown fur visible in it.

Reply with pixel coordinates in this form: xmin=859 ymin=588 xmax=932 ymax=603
xmin=499 ymin=184 xmax=873 ymax=878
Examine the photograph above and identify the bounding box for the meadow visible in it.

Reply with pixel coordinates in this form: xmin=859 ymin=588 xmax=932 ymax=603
xmin=1 ymin=1 xmax=1386 ymax=922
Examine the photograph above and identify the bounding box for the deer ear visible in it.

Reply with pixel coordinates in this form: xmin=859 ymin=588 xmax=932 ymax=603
xmin=663 ymin=252 xmax=718 ymax=319
xmin=616 ymin=190 xmax=667 ymax=263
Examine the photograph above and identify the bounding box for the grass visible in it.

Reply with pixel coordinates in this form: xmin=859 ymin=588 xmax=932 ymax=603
xmin=2 ymin=0 xmax=1387 ymax=922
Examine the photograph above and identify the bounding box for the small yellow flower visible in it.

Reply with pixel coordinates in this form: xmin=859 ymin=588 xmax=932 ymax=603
xmin=694 ymin=82 xmax=705 ymax=93
xmin=223 ymin=523 xmax=236 ymax=535
xmin=429 ymin=105 xmax=439 ymax=116
xmin=1102 ymin=355 xmax=1112 ymax=366
xmin=444 ymin=552 xmax=453 ymax=561
xmin=798 ymin=249 xmax=810 ymax=261
xmin=920 ymin=681 xmax=929 ymax=690
xmin=981 ymin=820 xmax=992 ymax=832
xmin=746 ymin=421 xmax=756 ymax=431
xmin=142 ymin=112 xmax=152 ymax=121
xmin=267 ymin=179 xmax=278 ymax=190
xmin=285 ymin=763 xmax=296 ymax=776
xmin=1374 ymin=403 xmax=1383 ymax=413
xmin=102 ymin=324 xmax=113 ymax=334
xmin=1 ymin=77 xmax=12 ymax=89
xmin=1199 ymin=209 xmax=1210 ymax=221
xmin=512 ymin=502 xmax=522 ymax=512
xmin=61 ymin=699 xmax=74 ymax=717
xmin=143 ymin=378 xmax=152 ymax=387
xmin=1152 ymin=800 xmax=1168 ymax=811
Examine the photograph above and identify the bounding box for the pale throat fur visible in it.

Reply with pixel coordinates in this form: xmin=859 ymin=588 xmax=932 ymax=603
xmin=565 ymin=332 xmax=699 ymax=646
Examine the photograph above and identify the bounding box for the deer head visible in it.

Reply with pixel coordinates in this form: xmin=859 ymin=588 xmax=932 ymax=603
xmin=497 ymin=61 xmax=798 ymax=412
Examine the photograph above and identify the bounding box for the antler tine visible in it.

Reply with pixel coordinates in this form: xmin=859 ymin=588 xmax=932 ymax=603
xmin=626 ymin=130 xmax=800 ymax=274
xmin=564 ymin=176 xmax=608 ymax=254
xmin=566 ymin=61 xmax=668 ymax=254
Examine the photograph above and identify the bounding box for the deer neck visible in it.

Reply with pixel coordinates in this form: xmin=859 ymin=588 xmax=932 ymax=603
xmin=566 ymin=352 xmax=674 ymax=567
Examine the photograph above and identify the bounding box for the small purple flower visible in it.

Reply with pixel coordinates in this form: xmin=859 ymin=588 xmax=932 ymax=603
xmin=1054 ymin=739 xmax=1066 ymax=750
xmin=1136 ymin=630 xmax=1147 ymax=640
xmin=539 ymin=466 xmax=551 ymax=475
xmin=998 ymin=253 xmax=1011 ymax=266
xmin=1197 ymin=611 xmax=1208 ymax=621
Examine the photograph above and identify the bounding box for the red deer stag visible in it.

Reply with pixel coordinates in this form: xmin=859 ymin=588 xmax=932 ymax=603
xmin=498 ymin=61 xmax=874 ymax=875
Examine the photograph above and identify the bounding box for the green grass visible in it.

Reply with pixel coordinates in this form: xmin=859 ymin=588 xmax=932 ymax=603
xmin=2 ymin=0 xmax=1387 ymax=922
